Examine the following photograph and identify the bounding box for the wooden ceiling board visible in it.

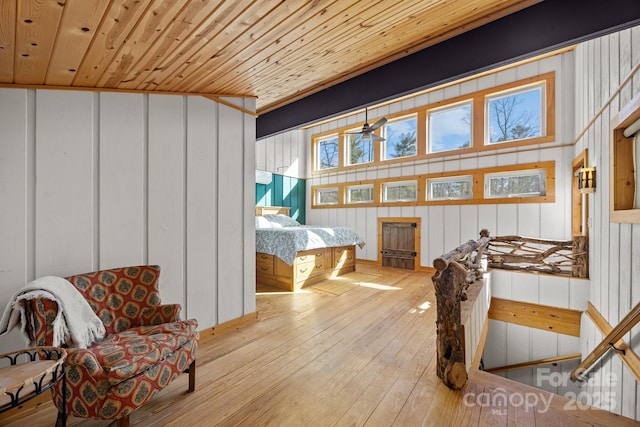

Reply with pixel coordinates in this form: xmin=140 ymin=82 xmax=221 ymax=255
xmin=234 ymin=0 xmax=445 ymax=105
xmin=244 ymin=0 xmax=530 ymax=112
xmin=112 ymin=0 xmax=218 ymax=90
xmin=14 ymin=0 xmax=65 ymax=85
xmin=180 ymin=0 xmax=315 ymax=95
xmin=131 ymin=0 xmax=258 ymax=92
xmin=165 ymin=0 xmax=283 ymax=93
xmin=96 ymin=0 xmax=189 ymax=88
xmin=198 ymin=0 xmax=391 ymax=99
xmin=182 ymin=0 xmax=350 ymax=95
xmin=45 ymin=0 xmax=110 ymax=86
xmin=72 ymin=0 xmax=152 ymax=87
xmin=0 ymin=0 xmax=16 ymax=82
xmin=1 ymin=0 xmax=546 ymax=112
xmin=194 ymin=1 xmax=350 ymax=95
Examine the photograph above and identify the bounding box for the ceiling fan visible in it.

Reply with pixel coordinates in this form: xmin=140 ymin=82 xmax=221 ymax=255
xmin=345 ymin=107 xmax=387 ymax=141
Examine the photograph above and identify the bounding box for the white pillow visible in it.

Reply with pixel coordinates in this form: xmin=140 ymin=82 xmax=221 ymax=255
xmin=255 ymin=216 xmax=273 ymax=229
xmin=264 ymin=214 xmax=300 ymax=227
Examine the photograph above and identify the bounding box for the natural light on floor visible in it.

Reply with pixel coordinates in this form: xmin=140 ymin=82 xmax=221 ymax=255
xmin=358 ymin=281 xmax=401 ymax=291
xmin=410 ymin=301 xmax=432 ymax=314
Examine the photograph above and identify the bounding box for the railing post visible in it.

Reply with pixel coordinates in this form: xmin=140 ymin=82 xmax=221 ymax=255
xmin=432 ymin=230 xmax=491 ymax=390
xmin=572 ymin=235 xmax=589 ymax=278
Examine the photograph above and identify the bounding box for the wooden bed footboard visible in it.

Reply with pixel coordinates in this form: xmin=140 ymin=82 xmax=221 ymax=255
xmin=256 ymin=245 xmax=356 ymax=292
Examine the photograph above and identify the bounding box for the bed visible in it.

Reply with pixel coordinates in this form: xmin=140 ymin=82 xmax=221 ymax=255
xmin=255 ymin=206 xmax=365 ymax=291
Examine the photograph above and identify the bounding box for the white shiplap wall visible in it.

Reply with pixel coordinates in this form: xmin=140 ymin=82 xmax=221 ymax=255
xmin=573 ymin=26 xmax=640 ymax=420
xmin=0 ymin=89 xmax=256 ymax=352
xmin=256 ymin=129 xmax=307 ymax=178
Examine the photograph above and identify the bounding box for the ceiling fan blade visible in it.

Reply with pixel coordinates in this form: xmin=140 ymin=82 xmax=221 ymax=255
xmin=372 ymin=134 xmax=385 ymax=142
xmin=369 ymin=117 xmax=387 ymax=131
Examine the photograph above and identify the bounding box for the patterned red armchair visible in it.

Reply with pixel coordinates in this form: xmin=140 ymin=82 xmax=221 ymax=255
xmin=23 ymin=265 xmax=198 ymax=427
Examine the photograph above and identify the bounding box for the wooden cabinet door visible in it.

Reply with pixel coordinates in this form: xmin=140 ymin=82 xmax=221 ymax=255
xmin=381 ymin=222 xmax=417 ymax=270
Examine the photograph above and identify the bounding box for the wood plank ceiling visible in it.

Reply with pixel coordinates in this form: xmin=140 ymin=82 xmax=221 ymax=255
xmin=0 ymin=0 xmax=539 ymax=114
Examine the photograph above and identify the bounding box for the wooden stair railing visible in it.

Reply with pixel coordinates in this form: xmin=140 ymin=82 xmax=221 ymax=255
xmin=432 ymin=230 xmax=491 ymax=390
xmin=570 ymin=301 xmax=640 ymax=381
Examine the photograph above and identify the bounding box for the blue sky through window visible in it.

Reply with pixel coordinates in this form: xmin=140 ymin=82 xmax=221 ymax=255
xmin=487 ymin=85 xmax=543 ymax=143
xmin=384 ymin=116 xmax=417 ymax=159
xmin=429 ymin=102 xmax=472 ymax=153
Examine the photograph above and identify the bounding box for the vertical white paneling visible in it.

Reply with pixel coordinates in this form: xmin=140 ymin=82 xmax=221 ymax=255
xmin=148 ymin=95 xmax=186 ymax=305
xmin=0 ymin=89 xmax=255 ymax=356
xmin=512 ymin=273 xmax=538 ymax=304
xmin=0 ymin=89 xmax=29 ymax=350
xmin=186 ymin=96 xmax=218 ymax=327
xmin=530 ymin=328 xmax=558 ymax=360
xmin=0 ymin=89 xmax=27 ymax=288
xmin=483 ymin=319 xmax=507 ymax=369
xmin=506 ymin=323 xmax=530 ymax=364
xmin=243 ymin=97 xmax=257 ymax=315
xmin=427 ymin=206 xmax=445 ymax=265
xmin=217 ymin=102 xmax=244 ymax=323
xmin=442 ymin=205 xmax=460 ymax=250
xmin=573 ymin=25 xmax=640 ymax=419
xmin=459 ymin=205 xmax=478 ymax=242
xmin=99 ymin=93 xmax=146 ymax=268
xmin=539 ymin=275 xmax=569 ymax=307
xmin=35 ymin=90 xmax=95 ymax=277
xmin=496 ymin=204 xmax=517 ymax=235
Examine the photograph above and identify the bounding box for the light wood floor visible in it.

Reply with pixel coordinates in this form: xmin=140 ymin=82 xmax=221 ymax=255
xmin=5 ymin=265 xmax=640 ymax=426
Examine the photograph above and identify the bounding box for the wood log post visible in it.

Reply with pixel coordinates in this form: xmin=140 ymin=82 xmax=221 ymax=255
xmin=433 ymin=260 xmax=468 ymax=389
xmin=572 ymin=235 xmax=588 ymax=278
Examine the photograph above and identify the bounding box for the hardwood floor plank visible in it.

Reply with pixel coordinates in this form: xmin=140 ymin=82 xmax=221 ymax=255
xmin=6 ymin=266 xmax=639 ymax=427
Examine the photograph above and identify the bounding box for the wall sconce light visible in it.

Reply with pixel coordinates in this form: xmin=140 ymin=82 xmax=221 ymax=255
xmin=577 ymin=167 xmax=596 ymax=193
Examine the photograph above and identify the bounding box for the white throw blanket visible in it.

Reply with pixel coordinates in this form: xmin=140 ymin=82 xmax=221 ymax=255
xmin=0 ymin=276 xmax=106 ymax=349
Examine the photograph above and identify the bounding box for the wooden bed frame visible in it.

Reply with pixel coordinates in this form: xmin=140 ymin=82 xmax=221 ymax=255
xmin=255 ymin=206 xmax=356 ymax=291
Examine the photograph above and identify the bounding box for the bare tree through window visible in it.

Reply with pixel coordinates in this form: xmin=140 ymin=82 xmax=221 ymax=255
xmin=488 ymin=85 xmax=542 ymax=143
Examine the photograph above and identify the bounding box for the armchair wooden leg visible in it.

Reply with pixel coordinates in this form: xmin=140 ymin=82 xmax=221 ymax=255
xmin=188 ymin=360 xmax=196 ymax=392
xmin=55 ymin=410 xmax=67 ymax=427
xmin=116 ymin=415 xmax=130 ymax=427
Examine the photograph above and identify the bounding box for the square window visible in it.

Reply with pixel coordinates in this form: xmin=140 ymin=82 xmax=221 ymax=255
xmin=316 ymin=135 xmax=339 ymax=170
xmin=428 ymin=102 xmax=472 ymax=153
xmin=383 ymin=181 xmax=417 ymax=202
xmin=383 ymin=115 xmax=417 ymax=160
xmin=346 ymin=133 xmax=374 ymax=165
xmin=316 ymin=188 xmax=339 ymax=205
xmin=427 ymin=176 xmax=473 ymax=201
xmin=347 ymin=185 xmax=374 ymax=204
xmin=486 ymin=83 xmax=544 ymax=144
xmin=485 ymin=169 xmax=546 ymax=198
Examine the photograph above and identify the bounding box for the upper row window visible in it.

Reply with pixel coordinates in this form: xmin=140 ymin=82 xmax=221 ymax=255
xmin=384 ymin=115 xmax=418 ymax=159
xmin=486 ymin=83 xmax=544 ymax=144
xmin=313 ymin=75 xmax=551 ymax=172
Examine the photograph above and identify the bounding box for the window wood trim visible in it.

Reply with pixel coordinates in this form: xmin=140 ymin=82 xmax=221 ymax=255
xmin=310 ymin=72 xmax=555 ymax=175
xmin=310 ymin=161 xmax=555 ymax=209
xmin=572 ymin=149 xmax=588 ymax=236
xmin=611 ymin=92 xmax=640 ymax=223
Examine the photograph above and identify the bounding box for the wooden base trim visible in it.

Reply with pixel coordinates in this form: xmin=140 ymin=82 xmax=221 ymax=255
xmin=485 ymin=353 xmax=582 ymax=374
xmin=471 ymin=314 xmax=490 ymax=370
xmin=418 ymin=265 xmax=437 ymax=274
xmin=488 ymin=297 xmax=581 ymax=337
xmin=199 ymin=312 xmax=259 ymax=344
xmin=355 ymin=258 xmax=378 ymax=266
xmin=583 ymin=302 xmax=640 ymax=383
